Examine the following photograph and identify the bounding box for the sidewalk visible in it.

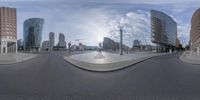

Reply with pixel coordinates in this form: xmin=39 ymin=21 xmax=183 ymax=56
xmin=180 ymin=52 xmax=200 ymax=64
xmin=64 ymin=51 xmax=168 ymax=71
xmin=0 ymin=53 xmax=38 ymax=64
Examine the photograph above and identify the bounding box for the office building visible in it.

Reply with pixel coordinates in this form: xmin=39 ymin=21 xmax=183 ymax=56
xmin=42 ymin=40 xmax=50 ymax=51
xmin=133 ymin=40 xmax=141 ymax=46
xmin=0 ymin=7 xmax=17 ymax=53
xmin=103 ymin=37 xmax=119 ymax=51
xmin=57 ymin=33 xmax=66 ymax=48
xmin=49 ymin=32 xmax=54 ymax=51
xmin=190 ymin=8 xmax=200 ymax=53
xmin=17 ymin=39 xmax=23 ymax=51
xmin=151 ymin=10 xmax=177 ymax=52
xmin=23 ymin=18 xmax=44 ymax=51
xmin=176 ymin=38 xmax=180 ymax=48
xmin=41 ymin=32 xmax=55 ymax=51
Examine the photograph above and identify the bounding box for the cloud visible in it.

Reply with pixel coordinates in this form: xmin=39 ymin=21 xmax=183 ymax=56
xmin=106 ymin=10 xmax=151 ymax=47
xmin=8 ymin=1 xmax=152 ymax=46
xmin=171 ymin=1 xmax=200 ymax=13
xmin=1 ymin=0 xmax=199 ymax=47
xmin=3 ymin=0 xmax=200 ymax=4
xmin=51 ymin=7 xmax=111 ymax=45
xmin=177 ymin=24 xmax=190 ymax=46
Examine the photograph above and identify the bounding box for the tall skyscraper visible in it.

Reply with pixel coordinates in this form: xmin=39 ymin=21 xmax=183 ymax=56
xmin=57 ymin=33 xmax=66 ymax=48
xmin=23 ymin=18 xmax=44 ymax=51
xmin=0 ymin=7 xmax=17 ymax=53
xmin=190 ymin=8 xmax=200 ymax=53
xmin=49 ymin=32 xmax=54 ymax=51
xmin=151 ymin=10 xmax=177 ymax=52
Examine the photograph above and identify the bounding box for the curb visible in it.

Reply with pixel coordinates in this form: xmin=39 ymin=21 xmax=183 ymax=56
xmin=179 ymin=55 xmax=200 ymax=65
xmin=64 ymin=53 xmax=169 ymax=72
xmin=0 ymin=54 xmax=39 ymax=65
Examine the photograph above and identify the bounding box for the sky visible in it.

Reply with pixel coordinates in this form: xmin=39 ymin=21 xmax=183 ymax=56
xmin=0 ymin=0 xmax=200 ymax=47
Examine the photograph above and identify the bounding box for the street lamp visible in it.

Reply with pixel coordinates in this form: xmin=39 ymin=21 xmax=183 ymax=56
xmin=119 ymin=27 xmax=123 ymax=55
xmin=190 ymin=42 xmax=192 ymax=55
xmin=99 ymin=42 xmax=102 ymax=52
xmin=68 ymin=42 xmax=71 ymax=55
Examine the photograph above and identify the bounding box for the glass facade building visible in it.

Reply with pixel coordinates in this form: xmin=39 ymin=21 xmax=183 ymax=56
xmin=23 ymin=18 xmax=44 ymax=51
xmin=151 ymin=10 xmax=177 ymax=52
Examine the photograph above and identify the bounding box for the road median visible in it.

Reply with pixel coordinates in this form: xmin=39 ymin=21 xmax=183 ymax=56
xmin=179 ymin=52 xmax=200 ymax=64
xmin=64 ymin=52 xmax=168 ymax=71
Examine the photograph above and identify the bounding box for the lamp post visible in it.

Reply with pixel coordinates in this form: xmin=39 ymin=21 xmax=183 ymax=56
xmin=68 ymin=42 xmax=71 ymax=54
xmin=120 ymin=27 xmax=123 ymax=55
xmin=99 ymin=42 xmax=102 ymax=52
xmin=190 ymin=42 xmax=192 ymax=55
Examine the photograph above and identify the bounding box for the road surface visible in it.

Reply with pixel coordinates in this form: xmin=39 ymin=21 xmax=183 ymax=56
xmin=0 ymin=52 xmax=200 ymax=100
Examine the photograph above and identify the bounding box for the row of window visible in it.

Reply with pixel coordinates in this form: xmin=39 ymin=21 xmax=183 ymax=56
xmin=0 ymin=9 xmax=16 ymax=17
xmin=0 ymin=30 xmax=16 ymax=33
xmin=0 ymin=20 xmax=16 ymax=22
xmin=0 ymin=21 xmax=16 ymax=24
xmin=0 ymin=25 xmax=16 ymax=29
xmin=0 ymin=35 xmax=16 ymax=39
xmin=0 ymin=32 xmax=16 ymax=35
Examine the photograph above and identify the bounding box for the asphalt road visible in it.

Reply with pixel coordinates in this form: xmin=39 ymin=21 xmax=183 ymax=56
xmin=0 ymin=52 xmax=200 ymax=100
